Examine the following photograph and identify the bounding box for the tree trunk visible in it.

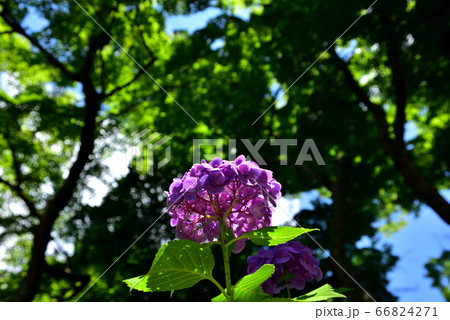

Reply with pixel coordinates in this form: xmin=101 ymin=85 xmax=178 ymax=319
xmin=10 ymin=83 xmax=101 ymax=301
xmin=329 ymin=159 xmax=373 ymax=302
xmin=335 ymin=53 xmax=450 ymax=225
xmin=387 ymin=142 xmax=450 ymax=225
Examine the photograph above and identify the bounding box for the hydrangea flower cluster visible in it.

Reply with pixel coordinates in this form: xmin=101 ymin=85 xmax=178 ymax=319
xmin=247 ymin=241 xmax=323 ymax=295
xmin=166 ymin=155 xmax=282 ymax=252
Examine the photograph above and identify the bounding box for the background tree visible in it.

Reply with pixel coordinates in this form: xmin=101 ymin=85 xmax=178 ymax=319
xmin=0 ymin=0 xmax=168 ymax=301
xmin=425 ymin=251 xmax=450 ymax=301
xmin=0 ymin=0 xmax=448 ymax=302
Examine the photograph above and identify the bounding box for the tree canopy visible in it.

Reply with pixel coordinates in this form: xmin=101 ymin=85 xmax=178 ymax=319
xmin=0 ymin=0 xmax=449 ymax=301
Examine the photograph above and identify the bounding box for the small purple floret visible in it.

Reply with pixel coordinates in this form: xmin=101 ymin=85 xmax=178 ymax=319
xmin=247 ymin=241 xmax=323 ymax=295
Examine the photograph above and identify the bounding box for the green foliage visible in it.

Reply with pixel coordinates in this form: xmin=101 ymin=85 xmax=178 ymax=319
xmin=231 ymin=226 xmax=319 ymax=247
xmin=212 ymin=264 xmax=275 ymax=302
xmin=212 ymin=267 xmax=346 ymax=302
xmin=261 ymin=284 xmax=347 ymax=302
xmin=1 ymin=0 xmax=449 ymax=302
xmin=425 ymin=250 xmax=450 ymax=301
xmin=123 ymin=226 xmax=346 ymax=302
xmin=292 ymin=284 xmax=347 ymax=302
xmin=124 ymin=239 xmax=216 ymax=293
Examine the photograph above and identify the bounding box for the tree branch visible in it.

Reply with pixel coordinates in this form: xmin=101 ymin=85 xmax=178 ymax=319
xmin=389 ymin=44 xmax=407 ymax=143
xmin=99 ymin=54 xmax=107 ymax=94
xmin=0 ymin=5 xmax=80 ymax=81
xmin=80 ymin=30 xmax=111 ymax=77
xmin=102 ymin=9 xmax=156 ymax=98
xmin=0 ymin=215 xmax=37 ymax=237
xmin=333 ymin=52 xmax=393 ymax=151
xmin=380 ymin=13 xmax=407 ymax=144
xmin=0 ymin=131 xmax=41 ymax=220
xmin=334 ymin=51 xmax=450 ymax=225
xmin=0 ymin=177 xmax=41 ymax=220
xmin=4 ymin=132 xmax=23 ymax=185
xmin=103 ymin=59 xmax=155 ymax=98
xmin=130 ymin=2 xmax=156 ymax=62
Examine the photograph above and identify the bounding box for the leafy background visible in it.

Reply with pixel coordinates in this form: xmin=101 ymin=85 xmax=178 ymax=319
xmin=0 ymin=0 xmax=449 ymax=301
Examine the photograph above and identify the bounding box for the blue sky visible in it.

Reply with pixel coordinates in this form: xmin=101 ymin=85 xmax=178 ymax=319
xmin=16 ymin=5 xmax=450 ymax=302
xmin=382 ymin=202 xmax=450 ymax=301
xmin=293 ymin=190 xmax=450 ymax=302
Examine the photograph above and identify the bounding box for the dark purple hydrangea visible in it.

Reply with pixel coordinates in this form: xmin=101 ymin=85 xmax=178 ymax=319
xmin=247 ymin=241 xmax=323 ymax=295
xmin=165 ymin=155 xmax=282 ymax=252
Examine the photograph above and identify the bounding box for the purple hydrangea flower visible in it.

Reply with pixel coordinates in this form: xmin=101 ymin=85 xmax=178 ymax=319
xmin=267 ymin=180 xmax=282 ymax=207
xmin=165 ymin=155 xmax=282 ymax=252
xmin=247 ymin=241 xmax=323 ymax=295
xmin=237 ymin=162 xmax=261 ymax=186
xmin=167 ymin=178 xmax=183 ymax=203
xmin=182 ymin=176 xmax=200 ymax=201
xmin=200 ymin=168 xmax=228 ymax=194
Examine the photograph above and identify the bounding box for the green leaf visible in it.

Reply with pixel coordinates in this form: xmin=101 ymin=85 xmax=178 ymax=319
xmin=278 ymin=272 xmax=294 ymax=283
xmin=292 ymin=284 xmax=347 ymax=302
xmin=260 ymin=297 xmax=293 ymax=302
xmin=123 ymin=239 xmax=215 ymax=293
xmin=232 ymin=226 xmax=319 ymax=247
xmin=212 ymin=264 xmax=275 ymax=302
xmin=123 ymin=274 xmax=149 ymax=292
xmin=260 ymin=284 xmax=347 ymax=302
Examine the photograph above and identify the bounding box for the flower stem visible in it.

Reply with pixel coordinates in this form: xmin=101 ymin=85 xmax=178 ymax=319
xmin=219 ymin=217 xmax=233 ymax=302
xmin=285 ymin=280 xmax=291 ymax=299
xmin=209 ymin=276 xmax=230 ymax=300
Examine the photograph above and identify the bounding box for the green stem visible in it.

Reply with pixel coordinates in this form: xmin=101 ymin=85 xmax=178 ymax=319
xmin=225 ymin=234 xmax=245 ymax=249
xmin=208 ymin=276 xmax=230 ymax=301
xmin=219 ymin=217 xmax=233 ymax=302
xmin=285 ymin=280 xmax=291 ymax=299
